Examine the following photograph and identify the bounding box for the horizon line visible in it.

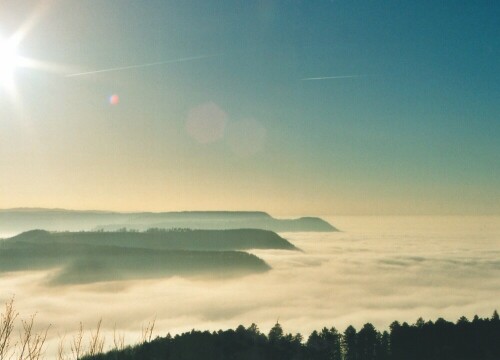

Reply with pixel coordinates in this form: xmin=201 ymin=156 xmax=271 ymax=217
xmin=1 ymin=207 xmax=499 ymax=217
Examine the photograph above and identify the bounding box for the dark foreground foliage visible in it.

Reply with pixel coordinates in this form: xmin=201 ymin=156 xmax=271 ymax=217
xmin=86 ymin=311 xmax=500 ymax=360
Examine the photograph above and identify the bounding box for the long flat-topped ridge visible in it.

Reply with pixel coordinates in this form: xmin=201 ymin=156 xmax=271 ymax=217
xmin=0 ymin=209 xmax=337 ymax=233
xmin=4 ymin=228 xmax=298 ymax=251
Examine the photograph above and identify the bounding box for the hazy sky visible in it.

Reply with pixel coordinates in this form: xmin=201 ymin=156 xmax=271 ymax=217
xmin=1 ymin=0 xmax=499 ymax=215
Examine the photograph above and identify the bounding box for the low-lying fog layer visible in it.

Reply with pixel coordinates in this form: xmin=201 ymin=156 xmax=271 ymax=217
xmin=0 ymin=216 xmax=498 ymax=356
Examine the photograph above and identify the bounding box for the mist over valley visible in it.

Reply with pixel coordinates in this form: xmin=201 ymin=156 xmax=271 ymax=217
xmin=0 ymin=215 xmax=498 ymax=357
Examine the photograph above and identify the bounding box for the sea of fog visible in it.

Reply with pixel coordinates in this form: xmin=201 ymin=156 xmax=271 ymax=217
xmin=0 ymin=216 xmax=499 ymax=356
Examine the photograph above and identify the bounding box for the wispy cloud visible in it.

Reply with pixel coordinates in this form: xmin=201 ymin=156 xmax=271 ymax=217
xmin=66 ymin=54 xmax=219 ymax=77
xmin=301 ymin=75 xmax=367 ymax=81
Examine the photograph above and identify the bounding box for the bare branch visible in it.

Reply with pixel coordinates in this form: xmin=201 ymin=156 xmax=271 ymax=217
xmin=18 ymin=314 xmax=50 ymax=360
xmin=70 ymin=323 xmax=83 ymax=360
xmin=0 ymin=297 xmax=18 ymax=360
xmin=57 ymin=334 xmax=66 ymax=360
xmin=141 ymin=317 xmax=156 ymax=344
xmin=112 ymin=324 xmax=125 ymax=352
xmin=87 ymin=319 xmax=105 ymax=357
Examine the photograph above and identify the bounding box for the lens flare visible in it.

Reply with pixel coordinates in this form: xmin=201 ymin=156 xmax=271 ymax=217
xmin=109 ymin=94 xmax=120 ymax=105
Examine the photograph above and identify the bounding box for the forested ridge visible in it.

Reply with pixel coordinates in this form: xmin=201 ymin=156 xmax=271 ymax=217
xmin=86 ymin=311 xmax=500 ymax=360
xmin=0 ymin=229 xmax=289 ymax=285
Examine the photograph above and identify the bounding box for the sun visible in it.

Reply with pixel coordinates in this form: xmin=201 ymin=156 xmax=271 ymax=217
xmin=0 ymin=36 xmax=21 ymax=91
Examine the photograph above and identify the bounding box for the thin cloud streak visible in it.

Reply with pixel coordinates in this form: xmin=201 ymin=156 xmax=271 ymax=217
xmin=66 ymin=54 xmax=220 ymax=77
xmin=301 ymin=75 xmax=367 ymax=81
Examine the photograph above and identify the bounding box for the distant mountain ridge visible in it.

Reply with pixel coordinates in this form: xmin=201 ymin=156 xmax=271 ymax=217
xmin=0 ymin=241 xmax=270 ymax=285
xmin=0 ymin=208 xmax=337 ymax=235
xmin=7 ymin=228 xmax=298 ymax=251
xmin=0 ymin=228 xmax=292 ymax=285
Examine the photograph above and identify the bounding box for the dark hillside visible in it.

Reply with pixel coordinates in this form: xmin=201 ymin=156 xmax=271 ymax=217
xmin=0 ymin=229 xmax=278 ymax=285
xmin=0 ymin=241 xmax=269 ymax=285
xmin=6 ymin=228 xmax=298 ymax=251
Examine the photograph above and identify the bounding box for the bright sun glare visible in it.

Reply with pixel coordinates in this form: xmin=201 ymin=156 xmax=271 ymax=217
xmin=0 ymin=36 xmax=20 ymax=89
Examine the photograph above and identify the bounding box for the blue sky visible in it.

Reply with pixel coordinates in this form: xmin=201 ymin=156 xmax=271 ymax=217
xmin=0 ymin=0 xmax=498 ymax=214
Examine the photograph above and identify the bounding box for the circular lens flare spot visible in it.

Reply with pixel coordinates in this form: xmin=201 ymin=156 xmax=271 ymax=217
xmin=109 ymin=94 xmax=120 ymax=105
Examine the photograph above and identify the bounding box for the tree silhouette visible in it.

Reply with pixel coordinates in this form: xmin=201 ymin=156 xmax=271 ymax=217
xmin=82 ymin=312 xmax=500 ymax=360
xmin=357 ymin=323 xmax=378 ymax=360
xmin=268 ymin=322 xmax=284 ymax=344
xmin=307 ymin=327 xmax=342 ymax=360
xmin=342 ymin=325 xmax=357 ymax=360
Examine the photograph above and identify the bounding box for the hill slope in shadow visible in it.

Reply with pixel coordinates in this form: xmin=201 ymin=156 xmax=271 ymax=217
xmin=6 ymin=228 xmax=298 ymax=251
xmin=0 ymin=229 xmax=283 ymax=285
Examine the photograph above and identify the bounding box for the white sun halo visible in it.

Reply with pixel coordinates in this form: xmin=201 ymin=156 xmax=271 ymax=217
xmin=0 ymin=36 xmax=21 ymax=91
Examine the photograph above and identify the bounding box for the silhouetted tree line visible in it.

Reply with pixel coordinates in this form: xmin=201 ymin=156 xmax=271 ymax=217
xmin=145 ymin=227 xmax=193 ymax=233
xmin=111 ymin=228 xmax=193 ymax=233
xmin=85 ymin=311 xmax=499 ymax=360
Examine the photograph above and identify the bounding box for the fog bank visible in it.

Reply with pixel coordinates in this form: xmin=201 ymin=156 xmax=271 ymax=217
xmin=0 ymin=216 xmax=498 ymax=357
